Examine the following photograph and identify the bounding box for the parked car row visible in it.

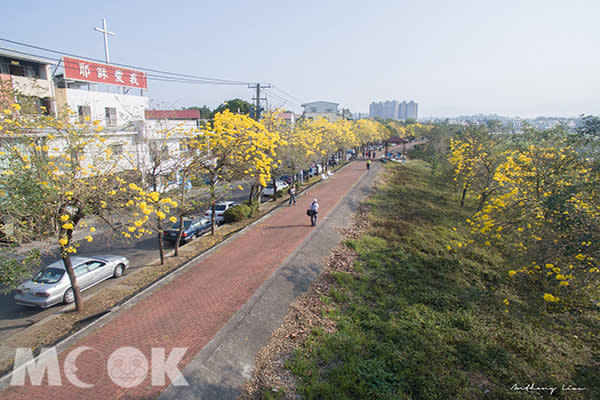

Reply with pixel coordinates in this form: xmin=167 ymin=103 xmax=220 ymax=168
xmin=164 ymin=200 xmax=239 ymax=244
xmin=13 ymin=156 xmax=348 ymax=309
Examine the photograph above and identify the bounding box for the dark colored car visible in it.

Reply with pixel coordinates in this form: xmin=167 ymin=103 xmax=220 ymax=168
xmin=278 ymin=175 xmax=293 ymax=185
xmin=163 ymin=217 xmax=211 ymax=244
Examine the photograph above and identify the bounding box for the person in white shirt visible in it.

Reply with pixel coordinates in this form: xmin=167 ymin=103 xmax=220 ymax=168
xmin=288 ymin=185 xmax=297 ymax=205
xmin=309 ymin=198 xmax=319 ymax=226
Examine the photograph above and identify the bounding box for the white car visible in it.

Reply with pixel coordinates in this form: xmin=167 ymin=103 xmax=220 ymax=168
xmin=204 ymin=201 xmax=238 ymax=224
xmin=14 ymin=255 xmax=129 ymax=307
xmin=263 ymin=180 xmax=289 ymax=196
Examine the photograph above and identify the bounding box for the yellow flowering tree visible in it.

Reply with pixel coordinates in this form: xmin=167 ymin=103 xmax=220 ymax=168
xmin=331 ymin=118 xmax=357 ymax=165
xmin=126 ymin=117 xmax=210 ymax=258
xmin=0 ymin=102 xmax=145 ymax=311
xmin=124 ymin=182 xmax=178 ymax=263
xmin=353 ymin=119 xmax=387 ymax=151
xmin=188 ymin=110 xmax=282 ymax=233
xmin=277 ymin=117 xmax=324 ymax=183
xmin=448 ymin=128 xmax=503 ymax=208
xmin=258 ymin=109 xmax=289 ymax=201
xmin=465 ymin=128 xmax=600 ymax=309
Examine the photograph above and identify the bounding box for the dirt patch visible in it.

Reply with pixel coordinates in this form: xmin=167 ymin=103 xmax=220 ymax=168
xmin=239 ymin=205 xmax=370 ymax=400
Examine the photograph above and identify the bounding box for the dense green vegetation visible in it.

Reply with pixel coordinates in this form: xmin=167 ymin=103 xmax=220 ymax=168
xmin=288 ymin=161 xmax=599 ymax=399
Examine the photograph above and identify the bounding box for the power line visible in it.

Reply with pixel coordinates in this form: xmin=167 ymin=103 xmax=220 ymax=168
xmin=263 ymin=88 xmax=303 ymax=109
xmin=263 ymin=90 xmax=294 ymax=108
xmin=0 ymin=46 xmax=245 ymax=86
xmin=0 ymin=37 xmax=309 ymax=110
xmin=0 ymin=37 xmax=251 ymax=86
xmin=270 ymin=84 xmax=304 ymax=105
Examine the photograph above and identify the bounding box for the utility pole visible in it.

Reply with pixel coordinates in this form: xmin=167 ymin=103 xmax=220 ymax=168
xmin=248 ymin=83 xmax=270 ymax=121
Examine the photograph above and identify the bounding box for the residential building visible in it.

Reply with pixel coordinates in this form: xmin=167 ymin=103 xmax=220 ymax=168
xmin=142 ymin=109 xmax=203 ymax=190
xmin=0 ymin=49 xmax=56 ymax=114
xmin=52 ymin=56 xmax=150 ymax=173
xmin=369 ymin=99 xmax=418 ymax=120
xmin=405 ymin=101 xmax=418 ymax=120
xmin=301 ymin=101 xmax=339 ymax=121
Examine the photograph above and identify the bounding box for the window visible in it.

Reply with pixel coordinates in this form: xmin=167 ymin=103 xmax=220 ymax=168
xmin=74 ymin=264 xmax=89 ymax=277
xmin=78 ymin=105 xmax=91 ymax=123
xmin=8 ymin=63 xmax=24 ymax=77
xmin=110 ymin=143 xmax=124 ymax=155
xmin=85 ymin=261 xmax=105 ymax=272
xmin=105 ymin=107 xmax=117 ymax=126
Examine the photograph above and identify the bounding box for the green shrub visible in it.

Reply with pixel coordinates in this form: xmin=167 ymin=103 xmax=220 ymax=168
xmin=223 ymin=203 xmax=251 ymax=223
xmin=243 ymin=200 xmax=259 ymax=216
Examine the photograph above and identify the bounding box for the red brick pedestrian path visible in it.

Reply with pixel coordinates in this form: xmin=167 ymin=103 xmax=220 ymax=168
xmin=1 ymin=162 xmax=367 ymax=400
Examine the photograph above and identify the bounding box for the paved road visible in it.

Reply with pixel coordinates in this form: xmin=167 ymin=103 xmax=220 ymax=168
xmin=0 ymin=181 xmax=254 ymax=343
xmin=0 ymin=159 xmax=376 ymax=399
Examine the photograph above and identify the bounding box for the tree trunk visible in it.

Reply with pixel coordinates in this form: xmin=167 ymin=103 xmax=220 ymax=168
xmin=460 ymin=182 xmax=469 ymax=208
xmin=210 ymin=201 xmax=216 ymax=235
xmin=158 ymin=233 xmax=165 ymax=265
xmin=272 ymin=176 xmax=277 ymax=201
xmin=174 ymin=215 xmax=183 ymax=257
xmin=157 ymin=216 xmax=165 ymax=265
xmin=62 ymin=254 xmax=83 ymax=312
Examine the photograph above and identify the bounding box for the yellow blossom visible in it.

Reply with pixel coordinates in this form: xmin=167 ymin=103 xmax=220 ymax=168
xmin=543 ymin=293 xmax=559 ymax=302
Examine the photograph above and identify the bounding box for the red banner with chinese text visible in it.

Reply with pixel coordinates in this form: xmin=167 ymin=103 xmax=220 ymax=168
xmin=63 ymin=56 xmax=148 ymax=89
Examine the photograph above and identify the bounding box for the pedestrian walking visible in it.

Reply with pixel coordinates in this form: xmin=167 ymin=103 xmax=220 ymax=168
xmin=288 ymin=185 xmax=297 ymax=205
xmin=307 ymin=198 xmax=319 ymax=226
xmin=366 ymin=159 xmax=371 ymax=170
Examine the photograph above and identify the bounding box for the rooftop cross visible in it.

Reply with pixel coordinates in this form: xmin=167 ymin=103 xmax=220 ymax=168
xmin=94 ymin=18 xmax=115 ymax=64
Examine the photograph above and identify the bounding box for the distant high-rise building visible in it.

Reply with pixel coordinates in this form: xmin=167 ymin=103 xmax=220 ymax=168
xmin=398 ymin=101 xmax=407 ymax=120
xmin=369 ymin=99 xmax=418 ymax=120
xmin=405 ymin=101 xmax=418 ymax=120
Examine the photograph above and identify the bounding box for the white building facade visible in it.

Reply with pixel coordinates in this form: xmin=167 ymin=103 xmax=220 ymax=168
xmin=301 ymin=101 xmax=339 ymax=121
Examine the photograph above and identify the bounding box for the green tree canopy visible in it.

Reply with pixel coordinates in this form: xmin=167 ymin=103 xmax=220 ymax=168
xmin=184 ymin=105 xmax=212 ymax=119
xmin=212 ymin=99 xmax=254 ymax=118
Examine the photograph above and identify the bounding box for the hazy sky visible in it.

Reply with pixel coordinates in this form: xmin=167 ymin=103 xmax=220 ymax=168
xmin=2 ymin=0 xmax=598 ymax=118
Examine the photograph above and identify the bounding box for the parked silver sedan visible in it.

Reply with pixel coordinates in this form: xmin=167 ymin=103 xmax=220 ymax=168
xmin=14 ymin=255 xmax=129 ymax=307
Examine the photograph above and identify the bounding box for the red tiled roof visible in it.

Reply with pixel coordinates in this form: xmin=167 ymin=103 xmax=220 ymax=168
xmin=145 ymin=109 xmax=201 ymax=120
